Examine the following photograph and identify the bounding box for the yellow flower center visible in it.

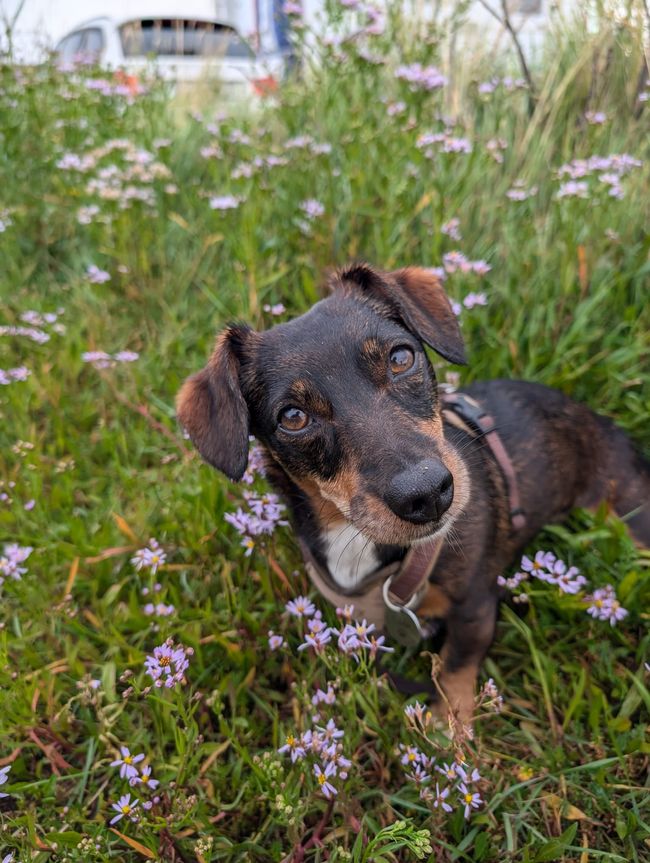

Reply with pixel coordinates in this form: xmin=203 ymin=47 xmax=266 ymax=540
xmin=286 ymin=735 xmax=295 ymax=747
xmin=151 ymin=555 xmax=159 ymax=563
xmin=318 ymin=773 xmax=326 ymax=785
xmin=408 ymin=753 xmax=416 ymax=762
xmin=121 ymin=804 xmax=131 ymax=815
xmin=159 ymin=656 xmax=171 ymax=666
xmin=124 ymin=755 xmax=133 ymax=764
xmin=465 ymin=793 xmax=473 ymax=804
xmin=141 ymin=774 xmax=150 ymax=783
xmin=595 ymin=599 xmax=603 ymax=608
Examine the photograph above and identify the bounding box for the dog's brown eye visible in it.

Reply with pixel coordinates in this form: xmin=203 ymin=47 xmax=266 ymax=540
xmin=278 ymin=406 xmax=310 ymax=432
xmin=390 ymin=346 xmax=415 ymax=375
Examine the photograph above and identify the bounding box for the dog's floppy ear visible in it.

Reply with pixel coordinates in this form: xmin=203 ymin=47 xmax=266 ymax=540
xmin=340 ymin=263 xmax=466 ymax=365
xmin=176 ymin=326 xmax=251 ymax=481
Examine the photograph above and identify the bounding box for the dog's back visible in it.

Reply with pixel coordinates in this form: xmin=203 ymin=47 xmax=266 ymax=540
xmin=459 ymin=379 xmax=650 ymax=548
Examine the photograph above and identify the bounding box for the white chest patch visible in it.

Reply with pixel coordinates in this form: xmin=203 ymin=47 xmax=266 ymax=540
xmin=323 ymin=522 xmax=381 ymax=590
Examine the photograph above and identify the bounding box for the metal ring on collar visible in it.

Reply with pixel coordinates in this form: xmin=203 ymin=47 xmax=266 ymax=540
xmin=382 ymin=573 xmax=423 ymax=611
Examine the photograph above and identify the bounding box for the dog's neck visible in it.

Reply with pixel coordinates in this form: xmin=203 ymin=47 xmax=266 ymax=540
xmin=321 ymin=521 xmax=381 ymax=590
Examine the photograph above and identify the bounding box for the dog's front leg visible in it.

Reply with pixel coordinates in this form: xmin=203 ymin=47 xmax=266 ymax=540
xmin=437 ymin=591 xmax=499 ymax=726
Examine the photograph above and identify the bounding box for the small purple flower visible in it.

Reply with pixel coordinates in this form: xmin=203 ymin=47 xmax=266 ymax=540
xmin=0 ymin=367 xmax=31 ymax=385
xmin=437 ymin=761 xmax=458 ymax=781
xmin=456 ymin=763 xmax=481 ymax=783
xmin=471 ymin=260 xmax=491 ymax=276
xmin=395 ymin=63 xmax=447 ymax=91
xmin=110 ymin=746 xmax=145 ymax=779
xmin=285 ymin=596 xmax=316 ymax=618
xmin=318 ymin=718 xmax=344 ymax=742
xmin=263 ymin=303 xmax=286 ymax=316
xmin=144 ymin=639 xmax=193 ymax=688
xmin=297 ymin=628 xmax=333 ymax=653
xmin=87 ymin=264 xmax=110 ymax=284
xmin=0 ymin=765 xmax=11 ymax=797
xmin=585 ymin=111 xmax=607 ymax=125
xmin=300 ymin=199 xmax=325 ymax=219
xmin=458 ymin=782 xmax=482 ymax=819
xmin=555 ymin=566 xmax=587 ymax=594
xmin=441 ymin=218 xmax=461 ymax=241
xmin=131 ymin=539 xmax=166 ymax=574
xmin=557 ymin=181 xmax=589 ymax=199
xmin=278 ymin=733 xmax=306 ymax=762
xmin=463 ymin=292 xmax=488 ymax=309
xmin=400 ymin=744 xmax=424 ymax=767
xmin=110 ymin=793 xmax=139 ymax=825
xmin=585 ymin=585 xmax=628 ymax=626
xmin=433 ymin=782 xmax=453 ymax=812
xmin=0 ymin=543 xmax=33 ymax=581
xmin=130 ymin=764 xmax=159 ymax=790
xmin=312 ymin=685 xmax=336 ymax=706
xmin=314 ymin=761 xmax=337 ymax=798
xmin=406 ymin=763 xmax=430 ymax=785
xmin=268 ymin=631 xmax=284 ymax=650
xmin=365 ymin=633 xmax=395 ymax=657
xmin=209 ymin=195 xmax=241 ymax=210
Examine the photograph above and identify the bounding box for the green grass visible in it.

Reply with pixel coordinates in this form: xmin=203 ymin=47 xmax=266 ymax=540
xmin=0 ymin=4 xmax=649 ymax=861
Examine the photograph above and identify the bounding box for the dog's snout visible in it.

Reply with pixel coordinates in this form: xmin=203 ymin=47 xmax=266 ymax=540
xmin=383 ymin=459 xmax=454 ymax=524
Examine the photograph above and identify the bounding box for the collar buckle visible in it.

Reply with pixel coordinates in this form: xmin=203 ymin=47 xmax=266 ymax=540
xmin=382 ymin=575 xmax=426 ymax=647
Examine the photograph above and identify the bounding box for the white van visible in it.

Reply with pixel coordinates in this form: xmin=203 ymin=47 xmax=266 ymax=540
xmin=54 ymin=16 xmax=284 ymax=100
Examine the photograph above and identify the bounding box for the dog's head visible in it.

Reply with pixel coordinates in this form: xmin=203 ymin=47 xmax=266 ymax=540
xmin=177 ymin=264 xmax=470 ymax=546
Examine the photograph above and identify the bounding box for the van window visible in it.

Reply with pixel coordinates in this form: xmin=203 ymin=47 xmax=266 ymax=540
xmin=81 ymin=28 xmax=104 ymax=59
xmin=55 ymin=31 xmax=84 ymax=61
xmin=120 ymin=19 xmax=254 ymax=59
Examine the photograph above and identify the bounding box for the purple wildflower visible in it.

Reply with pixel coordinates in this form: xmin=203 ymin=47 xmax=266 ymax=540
xmin=395 ymin=63 xmax=447 ymax=91
xmin=0 ymin=543 xmax=33 ymax=582
xmin=263 ymin=303 xmax=286 ymax=316
xmin=130 ymin=764 xmax=159 ymax=790
xmin=297 ymin=628 xmax=333 ymax=653
xmin=433 ymin=782 xmax=453 ymax=812
xmin=437 ymin=761 xmax=458 ymax=781
xmin=557 ymin=180 xmax=589 ymax=199
xmin=0 ymin=765 xmax=11 ymax=797
xmin=585 ymin=585 xmax=628 ymax=626
xmin=399 ymin=744 xmax=424 ymax=767
xmin=0 ymin=367 xmax=31 ymax=385
xmin=111 ymin=746 xmax=145 ymax=779
xmin=131 ymin=539 xmax=166 ymax=574
xmin=109 ymin=793 xmax=139 ymax=825
xmin=209 ymin=195 xmax=240 ymax=210
xmin=285 ymin=596 xmax=316 ymax=617
xmin=312 ymin=685 xmax=336 ymax=706
xmin=268 ymin=631 xmax=284 ymax=650
xmin=86 ymin=264 xmax=110 ymax=283
xmin=441 ymin=218 xmax=462 ymax=241
xmin=278 ymin=733 xmax=306 ymax=762
xmin=300 ymin=199 xmax=325 ymax=219
xmin=458 ymin=782 xmax=482 ymax=819
xmin=314 ymin=761 xmax=337 ymax=798
xmin=144 ymin=639 xmax=193 ymax=688
xmin=463 ymin=292 xmax=488 ymax=309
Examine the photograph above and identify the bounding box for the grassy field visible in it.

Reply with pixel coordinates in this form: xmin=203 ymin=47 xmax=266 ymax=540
xmin=1 ymin=3 xmax=649 ymax=861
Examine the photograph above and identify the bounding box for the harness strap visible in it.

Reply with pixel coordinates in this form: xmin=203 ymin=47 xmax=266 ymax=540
xmin=441 ymin=392 xmax=527 ymax=532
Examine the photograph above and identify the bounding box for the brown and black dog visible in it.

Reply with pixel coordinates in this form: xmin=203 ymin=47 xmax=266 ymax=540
xmin=177 ymin=264 xmax=650 ymax=721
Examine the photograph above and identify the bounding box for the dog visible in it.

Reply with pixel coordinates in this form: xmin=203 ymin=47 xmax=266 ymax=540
xmin=176 ymin=263 xmax=650 ymax=722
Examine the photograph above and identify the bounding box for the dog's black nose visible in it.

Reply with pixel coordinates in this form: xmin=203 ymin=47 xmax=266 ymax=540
xmin=383 ymin=459 xmax=454 ymax=524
